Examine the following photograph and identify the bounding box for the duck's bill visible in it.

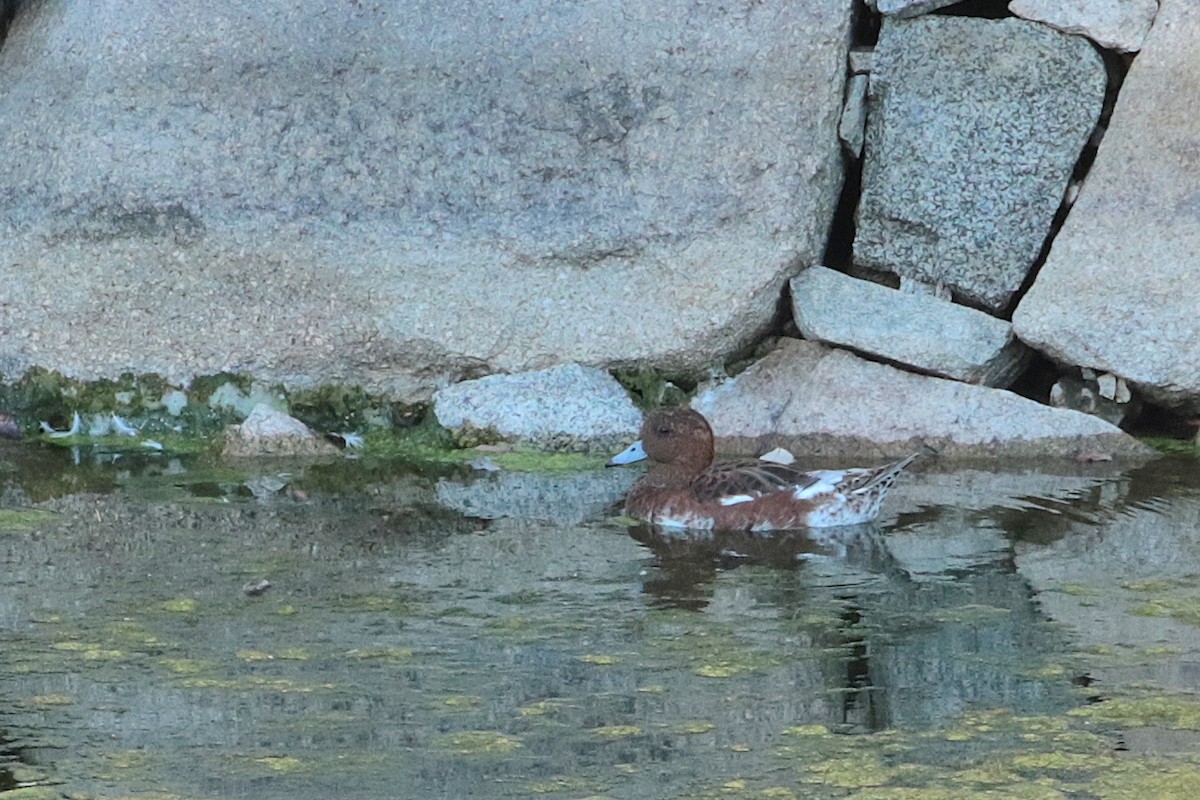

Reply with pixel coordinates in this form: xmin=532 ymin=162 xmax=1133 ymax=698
xmin=606 ymin=440 xmax=647 ymax=466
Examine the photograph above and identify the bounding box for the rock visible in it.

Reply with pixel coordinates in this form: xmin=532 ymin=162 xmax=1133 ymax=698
xmin=0 ymin=0 xmax=852 ymax=401
xmin=854 ymin=17 xmax=1107 ymax=311
xmin=870 ymin=0 xmax=960 ymax=18
xmin=690 ymin=339 xmax=1153 ymax=459
xmin=848 ymin=48 xmax=873 ymax=75
xmin=839 ymin=74 xmax=869 ymax=158
xmin=222 ymin=404 xmax=338 ymax=457
xmin=242 ymin=579 xmax=272 ymax=597
xmin=1049 ymin=374 xmax=1140 ymax=427
xmin=0 ymin=412 xmax=20 ymax=439
xmin=432 ymin=363 xmax=642 ymax=451
xmin=1013 ymin=0 xmax=1200 ymax=415
xmin=790 ymin=266 xmax=1031 ymax=387
xmin=1009 ymin=0 xmax=1158 ymax=53
xmin=1096 ymin=373 xmax=1118 ymax=401
xmin=161 ymin=390 xmax=188 ymax=416
xmin=899 ymin=277 xmax=951 ymax=301
xmin=208 ymin=383 xmax=287 ymax=419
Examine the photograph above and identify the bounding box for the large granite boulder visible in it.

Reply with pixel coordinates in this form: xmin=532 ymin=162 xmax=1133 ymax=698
xmin=854 ymin=16 xmax=1106 ymax=311
xmin=0 ymin=0 xmax=851 ymax=401
xmin=432 ymin=363 xmax=641 ymax=451
xmin=690 ymin=339 xmax=1152 ymax=459
xmin=1013 ymin=0 xmax=1200 ymax=415
xmin=790 ymin=266 xmax=1029 ymax=387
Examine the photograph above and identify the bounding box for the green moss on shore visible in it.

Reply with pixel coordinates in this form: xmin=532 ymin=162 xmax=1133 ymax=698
xmin=1140 ymin=436 xmax=1199 ymax=456
xmin=1 ymin=369 xmax=615 ymax=472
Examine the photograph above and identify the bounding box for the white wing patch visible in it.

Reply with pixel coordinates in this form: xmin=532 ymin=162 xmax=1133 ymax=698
xmin=719 ymin=494 xmax=757 ymax=506
xmin=793 ymin=471 xmax=846 ymax=501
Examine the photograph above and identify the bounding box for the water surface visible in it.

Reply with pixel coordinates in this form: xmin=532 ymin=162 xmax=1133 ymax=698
xmin=2 ymin=445 xmax=1200 ymax=798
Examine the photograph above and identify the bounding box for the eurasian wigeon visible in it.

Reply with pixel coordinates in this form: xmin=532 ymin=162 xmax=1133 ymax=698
xmin=607 ymin=407 xmax=918 ymax=531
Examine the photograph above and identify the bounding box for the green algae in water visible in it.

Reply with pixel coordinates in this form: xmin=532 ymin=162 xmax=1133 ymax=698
xmin=591 ymin=725 xmax=643 ymax=739
xmin=159 ymin=658 xmax=208 ymax=675
xmin=0 ymin=788 xmax=65 ymax=800
xmin=1121 ymin=579 xmax=1181 ymax=593
xmin=159 ymin=598 xmax=198 ymax=613
xmin=1088 ymin=760 xmax=1200 ymax=799
xmin=802 ymin=752 xmax=898 ymax=788
xmin=434 ymin=730 xmax=523 ymax=755
xmin=578 ymin=653 xmax=619 ymax=665
xmin=1141 ymin=437 xmax=1200 ymax=456
xmin=783 ymin=724 xmax=831 ymax=738
xmin=178 ymin=675 xmax=334 ymax=693
xmin=643 ymin=615 xmax=782 ymax=678
xmin=254 ymin=756 xmax=306 ymax=773
xmin=329 ymin=593 xmax=416 ymax=615
xmin=0 ymin=508 xmax=56 ymax=532
xmin=524 ymin=775 xmax=606 ymax=795
xmin=51 ymin=641 xmax=124 ymax=660
xmin=1071 ymin=692 xmax=1200 ymax=730
xmin=694 ymin=662 xmax=752 ymax=678
xmin=518 ymin=699 xmax=570 ymax=717
xmin=1124 ymin=584 xmax=1200 ymax=626
xmin=344 ymin=646 xmax=414 ymax=662
xmin=442 ymin=695 xmax=483 ymax=710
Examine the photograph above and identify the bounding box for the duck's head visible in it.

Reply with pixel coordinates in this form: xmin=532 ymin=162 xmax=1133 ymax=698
xmin=607 ymin=407 xmax=715 ymax=468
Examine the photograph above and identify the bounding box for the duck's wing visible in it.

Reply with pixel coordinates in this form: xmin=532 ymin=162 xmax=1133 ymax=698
xmin=690 ymin=460 xmax=823 ymax=504
xmin=828 ymin=453 xmax=922 ymax=495
xmin=691 ymin=454 xmax=922 ymax=505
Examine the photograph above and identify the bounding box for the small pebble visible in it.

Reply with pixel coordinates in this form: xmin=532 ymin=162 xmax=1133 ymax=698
xmin=0 ymin=413 xmax=20 ymax=440
xmin=469 ymin=456 xmax=502 ymax=472
xmin=243 ymin=579 xmax=272 ymax=597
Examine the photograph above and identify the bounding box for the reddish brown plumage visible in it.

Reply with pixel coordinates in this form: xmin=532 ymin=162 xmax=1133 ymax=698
xmin=612 ymin=407 xmax=917 ymax=531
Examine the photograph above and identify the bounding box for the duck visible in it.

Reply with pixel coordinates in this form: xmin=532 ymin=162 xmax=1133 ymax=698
xmin=606 ymin=407 xmax=918 ymax=531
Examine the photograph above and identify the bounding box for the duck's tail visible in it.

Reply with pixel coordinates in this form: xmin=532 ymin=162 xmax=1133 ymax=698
xmin=853 ymin=452 xmax=921 ymax=496
xmin=835 ymin=452 xmax=919 ymax=523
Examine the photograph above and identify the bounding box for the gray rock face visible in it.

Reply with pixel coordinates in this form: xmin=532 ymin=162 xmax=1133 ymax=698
xmin=690 ymin=339 xmax=1152 ymax=458
xmin=854 ymin=17 xmax=1107 ymax=311
xmin=871 ymin=0 xmax=960 ymax=18
xmin=1009 ymin=0 xmax=1158 ymax=53
xmin=432 ymin=363 xmax=642 ymax=450
xmin=1013 ymin=0 xmax=1200 ymax=414
xmin=839 ymin=74 xmax=869 ymax=158
xmin=0 ymin=0 xmax=851 ymax=401
xmin=790 ymin=266 xmax=1030 ymax=387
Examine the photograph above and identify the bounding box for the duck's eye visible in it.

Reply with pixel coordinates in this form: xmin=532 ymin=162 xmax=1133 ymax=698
xmin=656 ymin=425 xmax=672 ymax=437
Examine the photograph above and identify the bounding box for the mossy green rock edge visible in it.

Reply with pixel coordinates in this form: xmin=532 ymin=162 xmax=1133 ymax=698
xmin=0 ymin=368 xmax=637 ymax=470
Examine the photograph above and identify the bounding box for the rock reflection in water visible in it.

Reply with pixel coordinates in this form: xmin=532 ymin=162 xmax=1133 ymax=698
xmin=623 ymin=515 xmax=1072 ymax=732
xmin=1 ymin=447 xmax=1198 ymax=797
